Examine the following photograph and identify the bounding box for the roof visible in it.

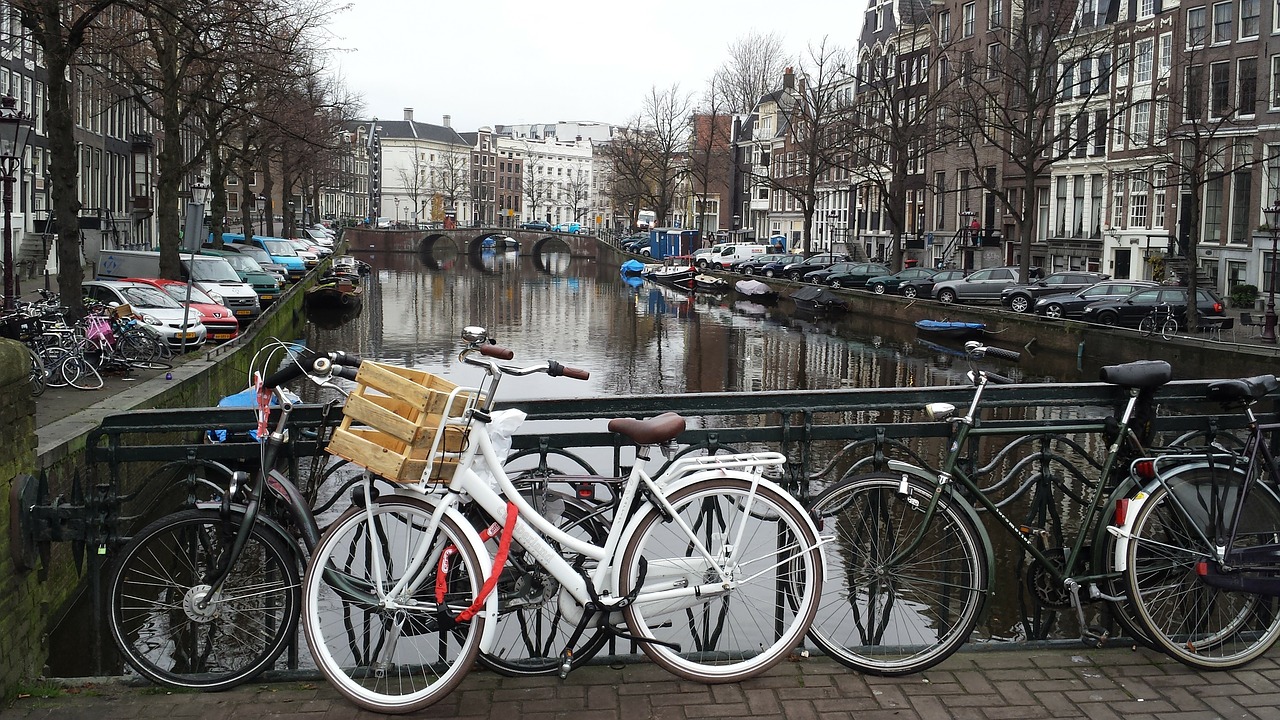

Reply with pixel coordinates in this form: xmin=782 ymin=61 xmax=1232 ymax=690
xmin=372 ymin=119 xmax=469 ymax=146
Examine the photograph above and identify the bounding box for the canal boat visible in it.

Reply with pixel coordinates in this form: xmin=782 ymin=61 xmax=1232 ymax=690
xmin=914 ymin=319 xmax=986 ymax=339
xmin=620 ymin=259 xmax=649 ymax=275
xmin=306 ymin=266 xmax=363 ymax=308
xmin=733 ymin=279 xmax=779 ymax=303
xmin=694 ymin=274 xmax=730 ymax=293
xmin=789 ymin=285 xmax=848 ymax=313
xmin=642 ymin=255 xmax=697 ymax=289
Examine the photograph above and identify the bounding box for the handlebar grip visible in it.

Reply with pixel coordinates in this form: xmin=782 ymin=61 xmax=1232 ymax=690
xmin=331 ymin=351 xmax=363 ymax=368
xmin=262 ymin=350 xmax=317 ymax=389
xmin=333 ymin=365 xmax=360 ymax=381
xmin=548 ymin=361 xmax=590 ymax=380
xmin=479 ymin=344 xmax=515 ymax=360
xmin=983 ymin=346 xmax=1021 ymax=361
xmin=984 ymin=370 xmax=1017 ymax=385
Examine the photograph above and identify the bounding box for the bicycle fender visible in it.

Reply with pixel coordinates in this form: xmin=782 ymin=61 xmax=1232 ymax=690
xmin=193 ymin=501 xmax=299 ymax=552
xmin=376 ymin=488 xmax=499 ymax=653
xmin=884 ymin=461 xmax=996 ymax=596
xmin=613 ymin=469 xmax=828 ymax=599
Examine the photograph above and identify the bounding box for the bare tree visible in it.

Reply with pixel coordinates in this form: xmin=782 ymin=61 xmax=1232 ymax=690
xmin=396 ymin=150 xmax=432 ymax=225
xmin=566 ymin=174 xmax=591 ymax=222
xmin=718 ymin=31 xmax=790 ymax=114
xmin=435 ymin=141 xmax=468 ymax=220
xmin=687 ymin=72 xmax=735 ymax=237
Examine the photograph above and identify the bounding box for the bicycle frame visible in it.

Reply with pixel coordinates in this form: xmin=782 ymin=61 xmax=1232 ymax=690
xmin=888 ymin=372 xmax=1149 ymax=601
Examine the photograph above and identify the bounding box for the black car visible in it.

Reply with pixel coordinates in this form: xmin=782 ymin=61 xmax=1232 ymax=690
xmin=802 ymin=261 xmax=872 ymax=285
xmin=1000 ymin=271 xmax=1111 ymax=313
xmin=784 ymin=253 xmax=848 ymax=281
xmin=1079 ymin=286 xmax=1227 ymax=328
xmin=755 ymin=254 xmax=807 ymax=278
xmin=818 ymin=262 xmax=891 ymax=289
xmin=731 ymin=253 xmax=787 ymax=274
xmin=897 ymin=269 xmax=966 ymax=299
xmin=864 ymin=267 xmax=942 ymax=294
xmin=520 ymin=220 xmax=552 ymax=231
xmin=1033 ymin=280 xmax=1158 ymax=320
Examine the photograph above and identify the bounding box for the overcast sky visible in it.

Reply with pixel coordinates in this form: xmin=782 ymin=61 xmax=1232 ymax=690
xmin=327 ymin=1 xmax=867 ymax=132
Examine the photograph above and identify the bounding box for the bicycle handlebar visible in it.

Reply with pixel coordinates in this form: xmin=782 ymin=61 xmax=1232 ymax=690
xmin=964 ymin=341 xmax=1020 ymax=362
xmin=262 ymin=349 xmax=364 ymax=389
xmin=478 ymin=343 xmax=515 ymax=360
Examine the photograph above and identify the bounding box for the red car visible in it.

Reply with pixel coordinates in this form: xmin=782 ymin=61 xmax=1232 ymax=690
xmin=122 ymin=277 xmax=240 ymax=342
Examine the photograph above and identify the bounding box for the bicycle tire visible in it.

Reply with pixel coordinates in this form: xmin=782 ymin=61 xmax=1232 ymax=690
xmin=107 ymin=508 xmax=300 ymax=691
xmin=1124 ymin=466 xmax=1280 ymax=670
xmin=27 ymin=347 xmax=46 ymax=397
xmin=57 ymin=352 xmax=104 ymax=390
xmin=616 ymin=476 xmax=823 ymax=683
xmin=804 ymin=472 xmax=987 ymax=675
xmin=476 ymin=494 xmax=612 ymax=677
xmin=1161 ymin=319 xmax=1178 ymax=340
xmin=301 ymin=496 xmax=485 ymax=713
xmin=1139 ymin=316 xmax=1157 ymax=336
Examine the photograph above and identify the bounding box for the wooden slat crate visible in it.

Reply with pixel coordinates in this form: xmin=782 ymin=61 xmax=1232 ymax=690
xmin=326 ymin=361 xmax=476 ymax=483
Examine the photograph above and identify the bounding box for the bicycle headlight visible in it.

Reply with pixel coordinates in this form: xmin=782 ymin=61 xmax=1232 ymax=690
xmin=923 ymin=402 xmax=956 ymax=421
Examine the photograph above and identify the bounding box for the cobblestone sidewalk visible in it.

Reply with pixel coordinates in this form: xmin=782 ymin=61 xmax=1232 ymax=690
xmin=4 ymin=645 xmax=1279 ymax=720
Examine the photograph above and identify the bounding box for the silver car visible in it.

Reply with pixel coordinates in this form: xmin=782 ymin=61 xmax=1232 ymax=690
xmin=934 ymin=267 xmax=1031 ymax=304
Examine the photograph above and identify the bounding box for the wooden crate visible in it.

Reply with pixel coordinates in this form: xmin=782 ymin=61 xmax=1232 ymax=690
xmin=326 ymin=362 xmax=476 ymax=484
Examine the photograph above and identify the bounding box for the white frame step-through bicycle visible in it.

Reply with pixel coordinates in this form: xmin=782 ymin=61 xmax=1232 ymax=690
xmin=299 ymin=327 xmax=828 ymax=714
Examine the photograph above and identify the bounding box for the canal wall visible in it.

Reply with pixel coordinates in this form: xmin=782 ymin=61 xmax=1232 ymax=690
xmin=0 ymin=275 xmax=315 ymax=696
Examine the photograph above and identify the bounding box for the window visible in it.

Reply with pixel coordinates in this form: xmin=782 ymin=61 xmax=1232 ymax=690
xmin=990 ymin=0 xmax=1003 ymax=27
xmin=1231 ymin=169 xmax=1253 ymax=242
xmin=1113 ymin=109 xmax=1126 ymax=150
xmin=1097 ymin=53 xmax=1111 ymax=91
xmin=1132 ymin=100 xmax=1151 ymax=146
xmin=1117 ymin=45 xmax=1131 ymax=86
xmin=1211 ymin=61 xmax=1231 ymax=115
xmin=1242 ymin=0 xmax=1260 ymax=37
xmin=1188 ymin=7 xmax=1207 ymax=46
xmin=1155 ymin=99 xmax=1170 ymax=142
xmin=934 ymin=171 xmax=947 ymax=229
xmin=1061 ymin=60 xmax=1076 ymax=99
xmin=1213 ymin=2 xmax=1233 ymax=43
xmin=940 ymin=11 xmax=951 ymax=41
xmin=1130 ymin=172 xmax=1149 ymax=227
xmin=1113 ymin=174 xmax=1126 ymax=227
xmin=987 ymin=44 xmax=1001 ymax=79
xmin=1093 ymin=109 xmax=1107 ymax=154
xmin=1136 ymin=39 xmax=1154 ymax=83
xmin=1204 ymin=174 xmax=1224 ymax=241
xmin=963 ymin=2 xmax=976 ymax=36
xmin=1240 ymin=57 xmax=1258 ymax=113
xmin=1080 ymin=0 xmax=1097 ymax=25
xmin=1159 ymin=33 xmax=1173 ymax=79
xmin=1186 ymin=64 xmax=1204 ymax=119
xmin=1154 ymin=169 xmax=1167 ymax=228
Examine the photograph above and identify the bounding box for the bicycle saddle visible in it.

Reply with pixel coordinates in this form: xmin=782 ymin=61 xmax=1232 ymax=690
xmin=1205 ymin=374 xmax=1280 ymax=404
xmin=608 ymin=412 xmax=686 ymax=445
xmin=1098 ymin=360 xmax=1171 ymax=389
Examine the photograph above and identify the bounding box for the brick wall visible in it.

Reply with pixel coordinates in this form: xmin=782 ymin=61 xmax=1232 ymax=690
xmin=0 ymin=339 xmax=38 ymax=694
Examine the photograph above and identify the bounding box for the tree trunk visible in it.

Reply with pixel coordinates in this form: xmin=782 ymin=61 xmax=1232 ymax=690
xmin=45 ymin=50 xmax=84 ymax=313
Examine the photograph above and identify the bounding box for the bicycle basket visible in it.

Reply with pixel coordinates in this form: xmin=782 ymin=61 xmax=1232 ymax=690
xmin=85 ymin=316 xmax=114 ymax=342
xmin=325 ymin=361 xmax=480 ymax=484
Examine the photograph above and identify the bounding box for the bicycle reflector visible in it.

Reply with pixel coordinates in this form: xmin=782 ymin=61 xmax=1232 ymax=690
xmin=1114 ymin=497 xmax=1130 ymax=526
xmin=1133 ymin=459 xmax=1156 ymax=481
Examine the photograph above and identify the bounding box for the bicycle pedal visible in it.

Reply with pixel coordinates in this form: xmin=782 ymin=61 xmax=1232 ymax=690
xmin=1082 ymin=626 xmax=1110 ymax=648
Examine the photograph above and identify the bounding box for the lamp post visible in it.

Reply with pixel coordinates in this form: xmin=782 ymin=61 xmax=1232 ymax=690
xmin=286 ymin=200 xmax=295 ymax=237
xmin=0 ymin=96 xmax=32 ymax=312
xmin=181 ymin=180 xmax=210 ymax=354
xmin=394 ymin=196 xmax=400 ymax=227
xmin=1261 ymin=201 xmax=1280 ymax=344
xmin=254 ymin=194 xmax=266 ymax=237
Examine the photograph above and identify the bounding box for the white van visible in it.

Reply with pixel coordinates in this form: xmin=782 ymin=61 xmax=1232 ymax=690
xmin=97 ymin=249 xmax=262 ymax=320
xmin=712 ymin=243 xmax=767 ymax=270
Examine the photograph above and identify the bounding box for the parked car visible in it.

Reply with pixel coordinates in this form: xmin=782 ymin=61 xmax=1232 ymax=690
xmin=375 ymin=217 xmax=391 ymax=229
xmin=1080 ymin=286 xmax=1227 ymax=328
xmin=731 ymin=253 xmax=786 ymax=274
xmin=122 ymin=277 xmax=239 ymax=342
xmin=784 ymin=253 xmax=848 ymax=281
xmin=897 ymin=269 xmax=966 ymax=298
xmin=520 ymin=220 xmax=552 ymax=231
xmin=934 ymin=266 xmax=1039 ymax=304
xmin=198 ymin=247 xmax=283 ymax=307
xmin=755 ymin=254 xmax=807 ymax=278
xmin=81 ymin=280 xmax=208 ymax=350
xmin=551 ymin=221 xmax=581 ymax=233
xmin=811 ymin=262 xmax=891 ymax=289
xmin=1033 ymin=280 xmax=1159 ymax=320
xmin=709 ymin=243 xmax=768 ymax=270
xmin=999 ymin=271 xmax=1111 ymax=313
xmin=692 ymin=243 xmax=731 ymax=269
xmin=864 ymin=267 xmax=944 ymax=295
xmin=210 ymin=243 xmax=289 ymax=286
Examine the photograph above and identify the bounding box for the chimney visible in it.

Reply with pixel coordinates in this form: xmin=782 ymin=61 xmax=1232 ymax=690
xmin=783 ymin=67 xmax=794 ymax=90
xmin=443 ymin=114 xmax=451 ymax=128
xmin=403 ymin=107 xmax=413 ymax=122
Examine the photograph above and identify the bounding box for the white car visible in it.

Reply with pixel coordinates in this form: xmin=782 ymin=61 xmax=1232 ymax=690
xmin=375 ymin=217 xmax=391 ymax=229
xmin=81 ymin=280 xmax=208 ymax=350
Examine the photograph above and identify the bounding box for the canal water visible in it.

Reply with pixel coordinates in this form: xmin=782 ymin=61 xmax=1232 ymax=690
xmin=46 ymin=245 xmax=1138 ymax=678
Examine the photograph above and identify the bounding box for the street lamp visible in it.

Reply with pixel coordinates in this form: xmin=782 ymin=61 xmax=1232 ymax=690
xmin=286 ymin=200 xmax=294 ymax=237
xmin=180 ymin=180 xmax=210 ymax=353
xmin=0 ymin=96 xmax=32 ymax=312
xmin=1261 ymin=200 xmax=1280 ymax=343
xmin=254 ymin=194 xmax=266 ymax=237
xmin=394 ymin=196 xmax=400 ymax=227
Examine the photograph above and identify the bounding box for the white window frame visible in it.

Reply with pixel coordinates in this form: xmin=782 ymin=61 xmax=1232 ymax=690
xmin=1136 ymin=38 xmax=1154 ymax=84
xmin=1159 ymin=33 xmax=1173 ymax=79
xmin=1213 ymin=1 xmax=1233 ymax=44
xmin=1242 ymin=0 xmax=1260 ymax=38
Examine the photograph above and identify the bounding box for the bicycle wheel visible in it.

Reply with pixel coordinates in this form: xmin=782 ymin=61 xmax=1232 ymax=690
xmin=1125 ymin=467 xmax=1280 ymax=670
xmin=26 ymin=347 xmax=46 ymax=397
xmin=106 ymin=508 xmax=299 ymax=691
xmin=477 ymin=493 xmax=612 ymax=677
xmin=616 ymin=476 xmax=823 ymax=683
xmin=56 ymin=352 xmax=104 ymax=390
xmin=1139 ymin=316 xmax=1157 ymax=336
xmin=301 ymin=496 xmax=485 ymax=713
xmin=804 ymin=472 xmax=987 ymax=675
xmin=119 ymin=328 xmax=168 ymax=368
xmin=1161 ymin=319 xmax=1178 ymax=340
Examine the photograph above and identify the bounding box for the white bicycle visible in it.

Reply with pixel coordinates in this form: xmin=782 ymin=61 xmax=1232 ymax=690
xmin=299 ymin=327 xmax=827 ymax=713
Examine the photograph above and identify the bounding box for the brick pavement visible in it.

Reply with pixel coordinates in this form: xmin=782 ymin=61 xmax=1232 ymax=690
xmin=4 ymin=645 xmax=1279 ymax=720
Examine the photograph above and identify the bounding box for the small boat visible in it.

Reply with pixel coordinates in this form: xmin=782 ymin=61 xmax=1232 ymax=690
xmin=694 ymin=274 xmax=730 ymax=293
xmin=620 ymin=259 xmax=649 ymax=275
xmin=915 ymin=319 xmax=986 ymax=339
xmin=789 ymin=286 xmax=848 ymax=313
xmin=642 ymin=256 xmax=696 ymax=288
xmin=734 ymin=279 xmax=779 ymax=303
xmin=306 ymin=275 xmax=363 ymax=308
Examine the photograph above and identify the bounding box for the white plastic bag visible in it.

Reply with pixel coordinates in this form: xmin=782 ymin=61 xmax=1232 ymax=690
xmin=471 ymin=408 xmax=527 ymax=492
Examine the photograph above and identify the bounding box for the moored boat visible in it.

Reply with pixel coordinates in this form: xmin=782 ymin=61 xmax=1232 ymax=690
xmin=306 ymin=275 xmax=363 ymax=308
xmin=914 ymin=319 xmax=986 ymax=339
xmin=789 ymin=286 xmax=848 ymax=313
xmin=642 ymin=256 xmax=697 ymax=288
xmin=620 ymin=259 xmax=649 ymax=275
xmin=694 ymin=274 xmax=730 ymax=292
xmin=734 ymin=279 xmax=779 ymax=303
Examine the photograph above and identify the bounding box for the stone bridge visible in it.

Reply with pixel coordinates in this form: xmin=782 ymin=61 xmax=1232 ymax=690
xmin=343 ymin=227 xmax=604 ymax=259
